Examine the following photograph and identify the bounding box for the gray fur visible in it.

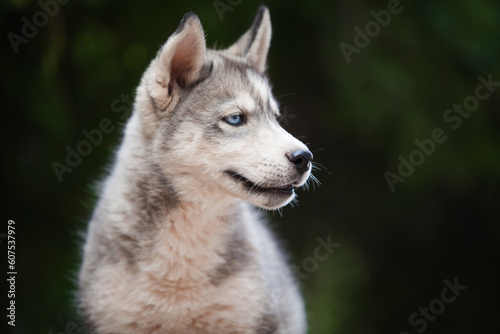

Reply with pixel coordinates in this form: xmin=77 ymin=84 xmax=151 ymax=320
xmin=79 ymin=7 xmax=310 ymax=333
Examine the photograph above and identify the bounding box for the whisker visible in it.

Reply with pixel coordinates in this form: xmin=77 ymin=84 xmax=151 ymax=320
xmin=276 ymin=92 xmax=297 ymax=99
xmin=308 ymin=174 xmax=321 ymax=190
xmin=312 ymin=162 xmax=331 ymax=175
xmin=311 ymin=147 xmax=325 ymax=154
xmin=276 ymin=207 xmax=284 ymax=217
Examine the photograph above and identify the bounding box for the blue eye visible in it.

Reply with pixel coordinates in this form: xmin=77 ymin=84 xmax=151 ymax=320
xmin=224 ymin=114 xmax=244 ymax=126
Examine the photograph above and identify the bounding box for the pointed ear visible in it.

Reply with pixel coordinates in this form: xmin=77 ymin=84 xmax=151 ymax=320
xmin=227 ymin=6 xmax=271 ymax=73
xmin=146 ymin=12 xmax=211 ymax=111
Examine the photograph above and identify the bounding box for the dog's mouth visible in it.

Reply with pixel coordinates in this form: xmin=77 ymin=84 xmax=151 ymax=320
xmin=225 ymin=171 xmax=295 ymax=196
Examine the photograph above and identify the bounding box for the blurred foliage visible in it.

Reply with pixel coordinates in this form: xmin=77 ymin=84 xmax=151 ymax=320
xmin=2 ymin=0 xmax=500 ymax=333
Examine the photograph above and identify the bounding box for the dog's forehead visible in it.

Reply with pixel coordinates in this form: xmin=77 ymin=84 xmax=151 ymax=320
xmin=211 ymin=54 xmax=279 ymax=114
xmin=232 ymin=91 xmax=256 ymax=112
xmin=245 ymin=69 xmax=279 ymax=113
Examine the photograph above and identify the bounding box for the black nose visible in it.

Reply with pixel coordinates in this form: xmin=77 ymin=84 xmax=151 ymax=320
xmin=287 ymin=149 xmax=313 ymax=174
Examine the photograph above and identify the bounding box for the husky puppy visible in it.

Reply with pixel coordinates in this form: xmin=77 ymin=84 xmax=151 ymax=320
xmin=78 ymin=6 xmax=312 ymax=333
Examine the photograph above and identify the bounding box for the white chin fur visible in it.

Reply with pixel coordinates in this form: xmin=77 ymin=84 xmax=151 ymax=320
xmin=247 ymin=192 xmax=296 ymax=210
xmin=232 ymin=180 xmax=298 ymax=210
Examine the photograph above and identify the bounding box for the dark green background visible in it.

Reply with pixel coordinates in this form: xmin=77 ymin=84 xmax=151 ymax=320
xmin=2 ymin=0 xmax=499 ymax=333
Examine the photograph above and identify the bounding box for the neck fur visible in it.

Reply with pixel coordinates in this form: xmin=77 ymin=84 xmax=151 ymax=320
xmin=99 ymin=113 xmax=247 ymax=282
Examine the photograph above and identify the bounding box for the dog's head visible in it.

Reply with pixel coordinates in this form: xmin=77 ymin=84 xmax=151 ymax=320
xmin=136 ymin=6 xmax=313 ymax=210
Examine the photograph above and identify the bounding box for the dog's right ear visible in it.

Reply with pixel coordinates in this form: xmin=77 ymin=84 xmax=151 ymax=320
xmin=227 ymin=6 xmax=271 ymax=73
xmin=146 ymin=13 xmax=211 ymax=112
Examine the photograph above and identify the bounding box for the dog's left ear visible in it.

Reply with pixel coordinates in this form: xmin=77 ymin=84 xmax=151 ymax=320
xmin=227 ymin=6 xmax=271 ymax=73
xmin=147 ymin=12 xmax=211 ymax=111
